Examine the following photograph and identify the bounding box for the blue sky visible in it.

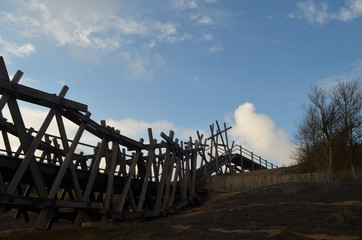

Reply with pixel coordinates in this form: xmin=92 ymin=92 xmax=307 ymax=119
xmin=1 ymin=0 xmax=362 ymax=166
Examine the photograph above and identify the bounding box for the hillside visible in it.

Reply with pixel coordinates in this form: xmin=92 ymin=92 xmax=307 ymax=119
xmin=0 ymin=171 xmax=361 ymax=239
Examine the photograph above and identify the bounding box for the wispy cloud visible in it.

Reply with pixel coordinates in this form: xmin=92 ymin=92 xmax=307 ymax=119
xmin=1 ymin=0 xmax=183 ymax=51
xmin=203 ymin=34 xmax=214 ymax=41
xmin=198 ymin=15 xmax=213 ymax=24
xmin=317 ymin=59 xmax=362 ymax=88
xmin=0 ymin=34 xmax=35 ymax=58
xmin=296 ymin=0 xmax=330 ymax=25
xmin=171 ymin=0 xmax=198 ymax=10
xmin=204 ymin=0 xmax=217 ymax=3
xmin=227 ymin=103 xmax=294 ymax=166
xmin=290 ymin=0 xmax=362 ymax=25
xmin=1 ymin=0 xmax=227 ymax=79
xmin=209 ymin=41 xmax=223 ymax=53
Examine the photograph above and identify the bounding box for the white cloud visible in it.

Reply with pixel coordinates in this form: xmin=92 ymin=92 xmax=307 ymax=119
xmin=337 ymin=0 xmax=362 ymax=21
xmin=317 ymin=59 xmax=362 ymax=88
xmin=171 ymin=0 xmax=198 ymax=10
xmin=204 ymin=0 xmax=217 ymax=3
xmin=145 ymin=40 xmax=156 ymax=48
xmin=0 ymin=34 xmax=35 ymax=58
xmin=203 ymin=34 xmax=214 ymax=41
xmin=120 ymin=52 xmax=154 ymax=81
xmin=291 ymin=0 xmax=362 ymax=25
xmin=286 ymin=13 xmax=295 ymax=19
xmin=228 ymin=103 xmax=294 ymax=166
xmin=198 ymin=15 xmax=213 ymax=24
xmin=209 ymin=41 xmax=223 ymax=53
xmin=296 ymin=0 xmax=330 ymax=25
xmin=1 ymin=0 xmax=188 ymax=52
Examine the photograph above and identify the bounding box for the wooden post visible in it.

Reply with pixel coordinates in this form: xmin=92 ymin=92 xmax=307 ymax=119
xmin=240 ymin=145 xmax=243 ymax=172
xmin=259 ymin=156 xmax=261 ymax=167
xmin=154 ymin=131 xmax=174 ymax=211
xmin=251 ymin=152 xmax=254 ymax=171
xmin=101 ymin=140 xmax=119 ymax=226
xmin=137 ymin=129 xmax=156 ymax=212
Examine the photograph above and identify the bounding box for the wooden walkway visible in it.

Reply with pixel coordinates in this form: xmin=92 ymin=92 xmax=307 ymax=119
xmin=0 ymin=57 xmax=276 ymax=229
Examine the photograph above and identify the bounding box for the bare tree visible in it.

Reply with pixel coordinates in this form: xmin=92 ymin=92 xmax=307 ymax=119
xmin=293 ymin=80 xmax=361 ymax=171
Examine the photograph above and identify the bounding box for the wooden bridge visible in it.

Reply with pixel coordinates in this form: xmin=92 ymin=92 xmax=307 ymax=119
xmin=0 ymin=57 xmax=276 ymax=229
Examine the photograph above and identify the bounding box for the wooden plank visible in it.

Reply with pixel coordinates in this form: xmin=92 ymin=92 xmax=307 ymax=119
xmin=161 ymin=146 xmax=177 ymax=209
xmin=181 ymin=153 xmax=190 ymax=200
xmin=1 ymin=128 xmax=13 ymax=156
xmin=0 ymin=70 xmax=23 ymax=110
xmin=153 ymin=131 xmax=174 ymax=211
xmin=190 ymin=141 xmax=199 ymax=196
xmin=0 ymin=193 xmax=103 ymax=209
xmin=137 ymin=130 xmax=156 ymax=212
xmin=101 ymin=141 xmax=119 ymax=223
xmin=118 ymin=142 xmax=142 ymax=212
xmin=169 ymin=153 xmax=181 ymax=207
xmin=0 ymin=57 xmax=10 ymax=81
xmin=0 ymin=80 xmax=88 ymax=112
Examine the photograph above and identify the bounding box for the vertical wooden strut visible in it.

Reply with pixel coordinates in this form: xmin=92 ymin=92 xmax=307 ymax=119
xmin=154 ymin=131 xmax=174 ymax=212
xmin=101 ymin=139 xmax=120 ymax=226
xmin=137 ymin=128 xmax=156 ymax=212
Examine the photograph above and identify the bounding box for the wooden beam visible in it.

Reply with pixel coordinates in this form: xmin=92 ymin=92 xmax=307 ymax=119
xmin=0 ymin=57 xmax=10 ymax=81
xmin=0 ymin=80 xmax=88 ymax=112
xmin=154 ymin=131 xmax=174 ymax=211
xmin=137 ymin=130 xmax=156 ymax=212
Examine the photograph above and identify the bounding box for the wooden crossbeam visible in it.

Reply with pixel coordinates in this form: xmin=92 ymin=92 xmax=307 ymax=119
xmin=0 ymin=80 xmax=87 ymax=112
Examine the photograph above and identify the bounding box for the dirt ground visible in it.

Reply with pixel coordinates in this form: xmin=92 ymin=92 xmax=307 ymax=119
xmin=0 ymin=179 xmax=361 ymax=240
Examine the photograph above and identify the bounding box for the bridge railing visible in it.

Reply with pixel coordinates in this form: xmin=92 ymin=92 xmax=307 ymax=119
xmin=231 ymin=144 xmax=277 ymax=170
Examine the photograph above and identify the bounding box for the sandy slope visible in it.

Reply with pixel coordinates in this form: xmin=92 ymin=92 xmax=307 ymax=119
xmin=0 ymin=179 xmax=361 ymax=240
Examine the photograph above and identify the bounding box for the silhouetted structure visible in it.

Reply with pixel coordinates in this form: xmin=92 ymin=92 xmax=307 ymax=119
xmin=0 ymin=57 xmax=276 ymax=229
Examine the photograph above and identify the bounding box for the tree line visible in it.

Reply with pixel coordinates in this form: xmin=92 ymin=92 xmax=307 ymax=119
xmin=293 ymin=80 xmax=361 ymax=172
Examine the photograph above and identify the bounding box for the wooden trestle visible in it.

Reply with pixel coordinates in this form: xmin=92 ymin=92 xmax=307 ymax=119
xmin=0 ymin=57 xmax=276 ymax=229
